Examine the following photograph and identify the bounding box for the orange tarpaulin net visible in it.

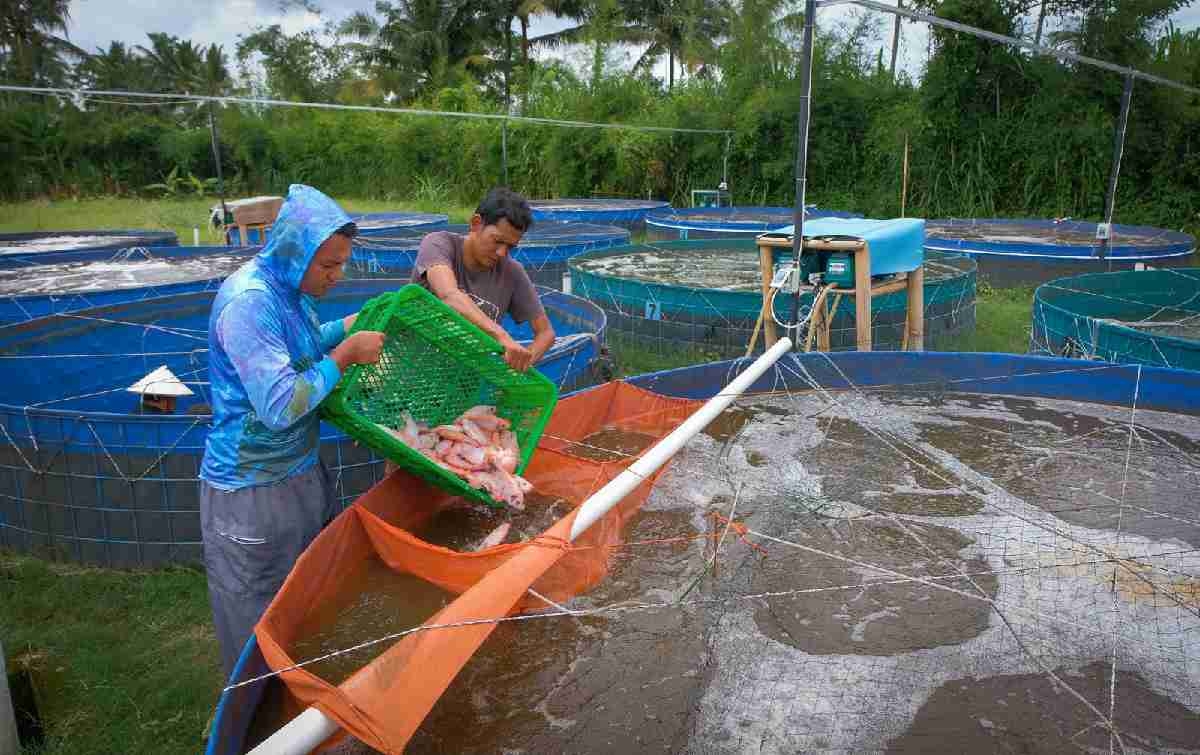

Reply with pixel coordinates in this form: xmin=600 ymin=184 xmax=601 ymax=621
xmin=255 ymin=381 xmax=704 ymax=753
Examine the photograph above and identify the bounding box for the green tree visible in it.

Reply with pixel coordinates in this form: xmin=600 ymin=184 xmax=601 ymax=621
xmin=137 ymin=33 xmax=230 ymax=96
xmin=0 ymin=0 xmax=86 ymax=86
xmin=75 ymin=41 xmax=151 ymax=92
xmin=917 ymin=0 xmax=1030 ymax=129
xmin=237 ymin=23 xmax=354 ymax=101
xmin=622 ymin=0 xmax=730 ymax=88
xmin=719 ymin=0 xmax=805 ymax=93
xmin=487 ymin=0 xmax=588 ymax=102
xmin=530 ymin=0 xmax=628 ymax=89
xmin=532 ymin=0 xmax=729 ymax=89
xmin=337 ymin=0 xmax=494 ymax=102
xmin=1049 ymin=0 xmax=1186 ymax=66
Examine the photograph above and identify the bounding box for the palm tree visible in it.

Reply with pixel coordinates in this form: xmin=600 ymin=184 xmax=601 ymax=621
xmin=625 ymin=0 xmax=730 ymax=88
xmin=0 ymin=0 xmax=86 ymax=86
xmin=137 ymin=34 xmax=229 ymax=94
xmin=75 ymin=42 xmax=150 ymax=92
xmin=138 ymin=33 xmax=190 ymax=90
xmin=338 ymin=0 xmax=493 ymax=102
xmin=719 ymin=0 xmax=804 ymax=91
xmin=136 ymin=34 xmax=230 ymax=126
xmin=476 ymin=0 xmax=586 ymax=106
xmin=1152 ymin=23 xmax=1200 ymax=86
xmin=502 ymin=0 xmax=588 ymax=81
xmin=533 ymin=0 xmax=729 ymax=89
xmin=528 ymin=0 xmax=625 ymax=88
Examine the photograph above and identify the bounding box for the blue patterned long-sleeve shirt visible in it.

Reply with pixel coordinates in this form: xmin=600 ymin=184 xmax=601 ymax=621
xmin=200 ymin=184 xmax=353 ymax=490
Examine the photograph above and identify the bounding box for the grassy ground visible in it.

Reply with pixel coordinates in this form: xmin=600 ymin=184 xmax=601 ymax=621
xmin=0 ymin=196 xmax=475 ymax=246
xmin=1 ymin=551 xmax=218 ymax=754
xmin=606 ymin=284 xmax=1038 ymax=377
xmin=1 ymin=196 xmax=1037 ymax=753
xmin=943 ymin=283 xmax=1036 ymax=355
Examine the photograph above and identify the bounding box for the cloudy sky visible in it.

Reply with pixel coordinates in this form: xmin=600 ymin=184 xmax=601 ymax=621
xmin=64 ymin=0 xmax=1200 ymax=89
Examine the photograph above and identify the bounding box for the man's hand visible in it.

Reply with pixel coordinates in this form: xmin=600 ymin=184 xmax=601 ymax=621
xmin=332 ymin=330 xmax=385 ymax=371
xmin=500 ymin=334 xmax=534 ymax=372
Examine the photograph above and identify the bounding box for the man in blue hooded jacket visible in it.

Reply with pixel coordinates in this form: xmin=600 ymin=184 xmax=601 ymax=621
xmin=200 ymin=184 xmax=385 ymax=677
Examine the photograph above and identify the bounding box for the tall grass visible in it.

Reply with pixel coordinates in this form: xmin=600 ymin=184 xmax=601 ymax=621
xmin=3 ymin=56 xmax=1196 ymax=238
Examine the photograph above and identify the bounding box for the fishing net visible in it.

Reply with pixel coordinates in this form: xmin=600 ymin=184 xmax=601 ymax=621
xmin=235 ymin=353 xmax=1200 ymax=754
xmin=253 ymin=381 xmax=703 ymax=752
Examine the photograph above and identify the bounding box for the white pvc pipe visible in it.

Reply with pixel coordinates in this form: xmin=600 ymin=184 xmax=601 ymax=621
xmin=248 ymin=708 xmax=332 ymax=755
xmin=568 ymin=337 xmax=793 ymax=541
xmin=248 ymin=337 xmax=794 ymax=755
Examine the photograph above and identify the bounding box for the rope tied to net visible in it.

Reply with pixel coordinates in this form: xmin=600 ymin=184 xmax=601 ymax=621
xmin=710 ymin=512 xmax=769 ymax=558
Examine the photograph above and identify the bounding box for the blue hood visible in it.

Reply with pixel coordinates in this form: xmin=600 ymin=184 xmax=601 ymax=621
xmin=256 ymin=184 xmax=353 ymax=291
xmin=201 ymin=184 xmax=354 ymax=490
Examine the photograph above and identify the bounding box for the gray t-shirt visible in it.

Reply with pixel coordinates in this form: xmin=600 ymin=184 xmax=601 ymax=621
xmin=413 ymin=231 xmax=544 ymax=324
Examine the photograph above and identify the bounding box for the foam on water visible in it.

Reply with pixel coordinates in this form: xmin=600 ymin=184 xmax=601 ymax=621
xmin=0 ymin=235 xmax=151 ymax=254
xmin=573 ymin=247 xmax=968 ymax=290
xmin=282 ymin=389 xmax=1200 ymax=754
xmin=664 ymin=390 xmax=1200 ymax=753
xmin=0 ymin=252 xmax=254 ymax=295
xmin=926 ymin=221 xmax=1168 ymax=248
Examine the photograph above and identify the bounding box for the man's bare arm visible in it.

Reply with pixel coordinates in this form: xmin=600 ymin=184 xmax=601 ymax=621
xmin=424 ymin=265 xmax=534 ymax=371
xmin=527 ymin=314 xmax=556 ymax=364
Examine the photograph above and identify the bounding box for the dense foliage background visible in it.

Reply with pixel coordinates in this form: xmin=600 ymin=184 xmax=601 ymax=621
xmin=2 ymin=0 xmax=1197 ymax=230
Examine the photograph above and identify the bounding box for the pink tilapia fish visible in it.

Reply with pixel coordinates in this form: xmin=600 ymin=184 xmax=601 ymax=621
xmin=472 ymin=522 xmax=511 ymax=551
xmin=375 ymin=405 xmax=533 ymax=508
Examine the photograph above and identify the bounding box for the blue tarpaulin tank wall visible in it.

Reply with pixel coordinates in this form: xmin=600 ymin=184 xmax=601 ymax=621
xmin=206 ymin=350 xmax=1200 ymax=755
xmin=0 ymin=229 xmax=178 ymax=256
xmin=569 ymin=239 xmax=976 ymax=358
xmin=226 ymin=212 xmax=449 ymax=244
xmin=1031 ymin=269 xmax=1200 ymax=370
xmin=0 ymin=280 xmax=605 ymax=567
xmin=349 ymin=212 xmax=449 ymax=237
xmin=528 ymin=198 xmax=671 ymax=232
xmin=348 ymin=222 xmax=629 ymax=289
xmin=645 ymin=205 xmax=864 ymax=240
xmin=0 ymin=245 xmax=259 ymax=326
xmin=925 ymin=218 xmax=1196 ymax=286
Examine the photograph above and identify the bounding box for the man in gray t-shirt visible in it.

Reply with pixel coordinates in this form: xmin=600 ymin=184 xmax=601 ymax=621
xmin=413 ymin=187 xmax=555 ymax=372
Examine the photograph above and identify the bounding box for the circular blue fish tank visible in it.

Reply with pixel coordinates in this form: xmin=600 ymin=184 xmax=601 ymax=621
xmin=348 ymin=222 xmax=630 ymax=289
xmin=0 ymin=229 xmax=178 ymax=258
xmin=925 ymin=217 xmax=1196 ymax=286
xmin=528 ymin=198 xmax=671 ymax=232
xmin=0 ymin=245 xmax=259 ymax=326
xmin=0 ymin=281 xmax=605 ymax=567
xmin=646 ymin=206 xmax=864 ymax=240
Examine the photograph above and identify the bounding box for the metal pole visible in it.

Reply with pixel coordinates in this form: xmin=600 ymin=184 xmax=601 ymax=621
xmin=889 ymin=0 xmax=903 ymax=78
xmin=722 ymin=132 xmax=731 ymax=188
xmin=501 ymin=119 xmax=509 ymax=186
xmin=1034 ymin=1 xmax=1047 ymax=46
xmin=1099 ymin=74 xmax=1134 ymax=260
xmin=208 ymin=103 xmax=227 ymax=221
xmin=789 ymin=0 xmax=818 ymax=334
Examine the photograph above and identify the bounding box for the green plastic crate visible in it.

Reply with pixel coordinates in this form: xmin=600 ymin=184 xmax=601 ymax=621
xmin=321 ymin=284 xmax=558 ymax=507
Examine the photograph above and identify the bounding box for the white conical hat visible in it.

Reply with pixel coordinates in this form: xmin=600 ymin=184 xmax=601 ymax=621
xmin=126 ymin=365 xmax=194 ymax=397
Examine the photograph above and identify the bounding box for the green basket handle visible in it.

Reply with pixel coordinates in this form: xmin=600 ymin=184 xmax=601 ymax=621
xmin=351 ymin=294 xmax=388 ymax=334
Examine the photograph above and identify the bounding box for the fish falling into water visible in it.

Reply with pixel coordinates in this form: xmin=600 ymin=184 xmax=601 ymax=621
xmin=379 ymin=405 xmax=533 ymax=509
